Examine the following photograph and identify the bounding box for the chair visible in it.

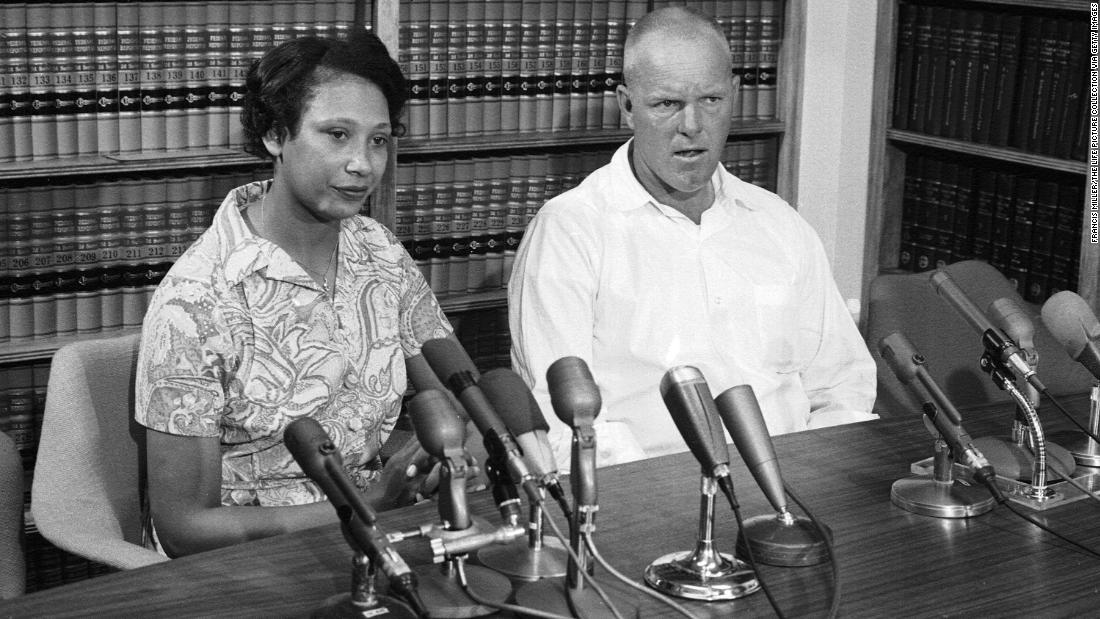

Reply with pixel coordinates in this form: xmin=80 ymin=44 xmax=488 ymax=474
xmin=1 ymin=431 xmax=25 ymax=599
xmin=31 ymin=332 xmax=168 ymax=570
xmin=865 ymin=260 xmax=1096 ymax=417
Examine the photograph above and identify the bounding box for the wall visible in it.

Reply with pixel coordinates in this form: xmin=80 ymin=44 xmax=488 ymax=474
xmin=793 ymin=0 xmax=879 ymax=318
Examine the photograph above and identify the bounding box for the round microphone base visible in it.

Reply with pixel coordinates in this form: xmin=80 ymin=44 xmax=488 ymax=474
xmin=515 ymin=576 xmax=641 ymax=618
xmin=890 ymin=475 xmax=996 ymax=518
xmin=643 ymin=550 xmax=759 ymax=601
xmin=476 ymin=534 xmax=569 ymax=581
xmin=1046 ymin=430 xmax=1100 ymax=468
xmin=735 ymin=513 xmax=831 ymax=567
xmin=311 ymin=593 xmax=418 ymax=619
xmin=413 ymin=560 xmax=512 ymax=618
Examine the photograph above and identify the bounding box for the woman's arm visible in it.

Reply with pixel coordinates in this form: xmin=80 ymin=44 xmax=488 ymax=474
xmin=146 ymin=429 xmax=339 ymax=557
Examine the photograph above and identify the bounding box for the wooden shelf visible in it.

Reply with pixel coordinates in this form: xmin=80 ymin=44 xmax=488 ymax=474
xmin=0 ymin=327 xmax=142 ymax=366
xmin=886 ymin=129 xmax=1088 ymax=176
xmin=0 ymin=149 xmax=266 ymax=182
xmin=973 ymin=0 xmax=1088 ymax=10
xmin=437 ymin=289 xmax=507 ymax=314
xmin=395 ymin=122 xmax=787 ymax=157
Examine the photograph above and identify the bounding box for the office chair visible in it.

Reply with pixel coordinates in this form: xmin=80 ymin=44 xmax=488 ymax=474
xmin=31 ymin=333 xmax=168 ymax=570
xmin=1 ymin=431 xmax=25 ymax=598
xmin=865 ymin=260 xmax=1095 ymax=417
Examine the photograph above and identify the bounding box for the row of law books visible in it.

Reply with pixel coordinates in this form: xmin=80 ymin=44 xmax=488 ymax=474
xmin=0 ymin=0 xmax=360 ymax=162
xmin=399 ymin=0 xmax=781 ymax=140
xmin=394 ymin=140 xmax=777 ymax=298
xmin=0 ymin=168 xmax=257 ymax=343
xmin=897 ymin=152 xmax=1083 ymax=303
xmin=892 ymin=2 xmax=1087 ymax=161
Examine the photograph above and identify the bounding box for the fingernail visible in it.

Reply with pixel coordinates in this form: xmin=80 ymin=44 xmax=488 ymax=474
xmin=405 ymin=464 xmax=418 ymax=478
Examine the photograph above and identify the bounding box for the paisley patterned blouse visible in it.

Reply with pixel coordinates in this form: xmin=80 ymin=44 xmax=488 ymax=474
xmin=135 ymin=180 xmax=452 ymax=506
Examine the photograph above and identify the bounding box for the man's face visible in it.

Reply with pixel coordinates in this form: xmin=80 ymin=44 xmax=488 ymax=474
xmin=265 ymin=74 xmax=392 ymax=223
xmin=618 ymin=35 xmax=735 ymax=205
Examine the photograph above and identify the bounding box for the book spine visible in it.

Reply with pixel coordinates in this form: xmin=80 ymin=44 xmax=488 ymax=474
xmin=892 ymin=2 xmax=917 ymax=131
xmin=482 ymin=0 xmax=504 ymax=135
xmin=51 ymin=3 xmax=79 ymax=158
xmin=534 ymin=0 xmax=556 ymax=133
xmin=468 ymin=157 xmax=494 ymax=292
xmin=604 ymin=0 xmax=626 ymax=129
xmin=486 ymin=156 xmax=511 ymax=288
xmin=26 ymin=4 xmax=56 ymax=160
xmin=405 ymin=0 xmax=430 ymax=139
xmin=71 ymin=4 xmax=97 ymax=157
xmin=990 ymin=15 xmax=1024 ymax=147
xmin=206 ymin=1 xmax=231 ymax=149
xmin=940 ymin=9 xmax=966 ymax=139
xmin=1038 ymin=18 xmax=1074 ymax=156
xmin=116 ymin=2 xmax=141 ymax=154
xmin=1022 ymin=18 xmax=1060 ymax=152
xmin=427 ymin=0 xmax=448 ymax=138
xmin=907 ymin=6 xmax=933 ymax=133
xmin=1 ymin=4 xmax=29 ymax=162
xmin=464 ymin=1 xmax=486 ymax=138
xmin=500 ymin=0 xmax=522 ymax=133
xmin=181 ymin=2 xmax=207 ymax=150
xmin=162 ymin=1 xmax=187 ymax=151
xmin=757 ymin=0 xmax=779 ymax=120
xmin=518 ymin=0 xmax=539 ymax=132
xmin=569 ymin=0 xmax=590 ymax=131
xmin=586 ymin=0 xmax=607 ymax=131
xmin=923 ymin=7 xmax=950 ymax=136
xmin=138 ymin=2 xmax=166 ymax=153
xmin=550 ymin=0 xmax=574 ymax=132
xmin=727 ymin=1 xmax=747 ymax=123
xmin=1055 ymin=21 xmax=1087 ymax=160
xmin=450 ymin=159 xmax=474 ymax=295
xmin=445 ymin=2 xmax=468 ymax=138
xmin=971 ymin=11 xmax=999 ymax=145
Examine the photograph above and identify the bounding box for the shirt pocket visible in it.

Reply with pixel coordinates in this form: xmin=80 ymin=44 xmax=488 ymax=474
xmin=752 ymin=283 xmax=806 ymax=375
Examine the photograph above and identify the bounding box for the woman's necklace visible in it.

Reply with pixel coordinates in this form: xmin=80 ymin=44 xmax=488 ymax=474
xmin=260 ymin=194 xmax=338 ymax=295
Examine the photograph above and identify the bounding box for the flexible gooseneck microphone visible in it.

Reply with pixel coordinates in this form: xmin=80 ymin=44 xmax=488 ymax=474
xmin=929 ymin=270 xmax=1045 ymax=391
xmin=420 ymin=338 xmax=541 ymax=523
xmin=284 ymin=417 xmax=428 ymax=617
xmin=714 ymin=384 xmax=831 ymax=566
xmin=546 ymin=357 xmax=601 ymax=519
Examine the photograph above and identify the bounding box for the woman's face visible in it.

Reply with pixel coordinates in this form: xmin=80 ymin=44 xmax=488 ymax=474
xmin=265 ymin=74 xmax=392 ymax=223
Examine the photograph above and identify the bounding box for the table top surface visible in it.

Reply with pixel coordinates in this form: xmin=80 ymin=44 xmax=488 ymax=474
xmin=4 ymin=393 xmax=1099 ymax=618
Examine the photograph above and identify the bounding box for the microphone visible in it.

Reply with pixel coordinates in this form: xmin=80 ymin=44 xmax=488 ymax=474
xmin=714 ymin=385 xmax=831 ymax=566
xmin=658 ymin=366 xmax=737 ymax=507
xmin=1041 ymin=291 xmax=1100 ymax=381
xmin=419 ymin=338 xmax=541 ymax=520
xmin=407 ymin=390 xmax=471 ymax=531
xmin=284 ymin=418 xmax=427 ymax=616
xmin=546 ymin=356 xmax=601 ymax=513
xmin=929 ymin=269 xmax=1044 ymax=390
xmin=989 ymin=296 xmax=1041 ymax=409
xmin=879 ymin=332 xmax=1004 ymax=502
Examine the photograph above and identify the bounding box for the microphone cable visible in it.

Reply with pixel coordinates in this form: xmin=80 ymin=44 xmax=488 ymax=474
xmin=581 ymin=531 xmax=700 ymax=619
xmin=785 ymin=483 xmax=840 ymax=619
xmin=1046 ymin=460 xmax=1100 ymax=507
xmin=1039 ymin=390 xmax=1100 ymax=445
xmin=719 ymin=484 xmax=786 ymax=619
xmin=994 ymin=497 xmax=1100 ymax=561
xmin=538 ymin=504 xmax=628 ymax=619
xmin=451 ymin=558 xmax=571 ymax=619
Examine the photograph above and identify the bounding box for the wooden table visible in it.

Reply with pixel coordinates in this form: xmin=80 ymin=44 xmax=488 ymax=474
xmin=3 ymin=393 xmax=1099 ymax=618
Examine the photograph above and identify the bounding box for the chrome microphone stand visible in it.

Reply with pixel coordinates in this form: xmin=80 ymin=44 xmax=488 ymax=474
xmin=892 ymin=436 xmax=996 ymax=518
xmin=477 ymin=486 xmax=569 ymax=580
xmin=644 ymin=473 xmax=759 ymax=601
xmin=313 ymin=552 xmax=419 ymax=618
xmin=1051 ymin=382 xmax=1100 ymax=467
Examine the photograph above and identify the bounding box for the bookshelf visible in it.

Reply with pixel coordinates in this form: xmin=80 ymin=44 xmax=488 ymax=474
xmin=1 ymin=0 xmax=806 ymax=593
xmin=865 ymin=0 xmax=1097 ymax=317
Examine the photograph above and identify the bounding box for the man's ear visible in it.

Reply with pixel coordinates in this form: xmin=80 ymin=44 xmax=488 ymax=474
xmin=262 ymin=128 xmax=283 ymax=159
xmin=616 ymin=84 xmax=635 ymax=129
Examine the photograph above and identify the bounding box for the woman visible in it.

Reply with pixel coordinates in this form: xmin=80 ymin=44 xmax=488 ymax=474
xmin=135 ymin=31 xmax=460 ymax=557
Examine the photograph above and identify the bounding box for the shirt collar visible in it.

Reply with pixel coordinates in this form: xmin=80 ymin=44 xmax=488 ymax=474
xmin=607 ymin=139 xmax=759 ymax=218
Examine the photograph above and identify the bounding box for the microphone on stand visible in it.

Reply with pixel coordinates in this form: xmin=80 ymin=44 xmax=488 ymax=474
xmin=879 ymin=332 xmax=1005 ymax=515
xmin=515 ymin=356 xmax=640 ymax=618
xmin=929 ymin=270 xmax=1045 ymax=391
xmin=986 ymin=297 xmax=1076 ymax=478
xmin=643 ymin=366 xmax=760 ymax=602
xmin=1041 ymin=291 xmax=1100 ymax=466
xmin=405 ymin=390 xmax=512 ymax=618
xmin=284 ymin=417 xmax=428 ymax=618
xmin=475 ymin=368 xmax=570 ymax=581
xmin=713 ymin=384 xmax=831 ymax=566
xmin=420 ymin=338 xmax=540 ymax=525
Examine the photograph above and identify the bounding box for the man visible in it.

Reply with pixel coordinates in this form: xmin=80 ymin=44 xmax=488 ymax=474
xmin=508 ymin=7 xmax=877 ymax=467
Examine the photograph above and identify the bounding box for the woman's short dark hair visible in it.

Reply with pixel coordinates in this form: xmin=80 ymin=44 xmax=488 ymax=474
xmin=240 ymin=30 xmax=409 ymax=159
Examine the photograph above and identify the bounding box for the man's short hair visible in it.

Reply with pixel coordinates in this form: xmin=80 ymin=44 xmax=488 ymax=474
xmin=622 ymin=7 xmax=730 ymax=85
